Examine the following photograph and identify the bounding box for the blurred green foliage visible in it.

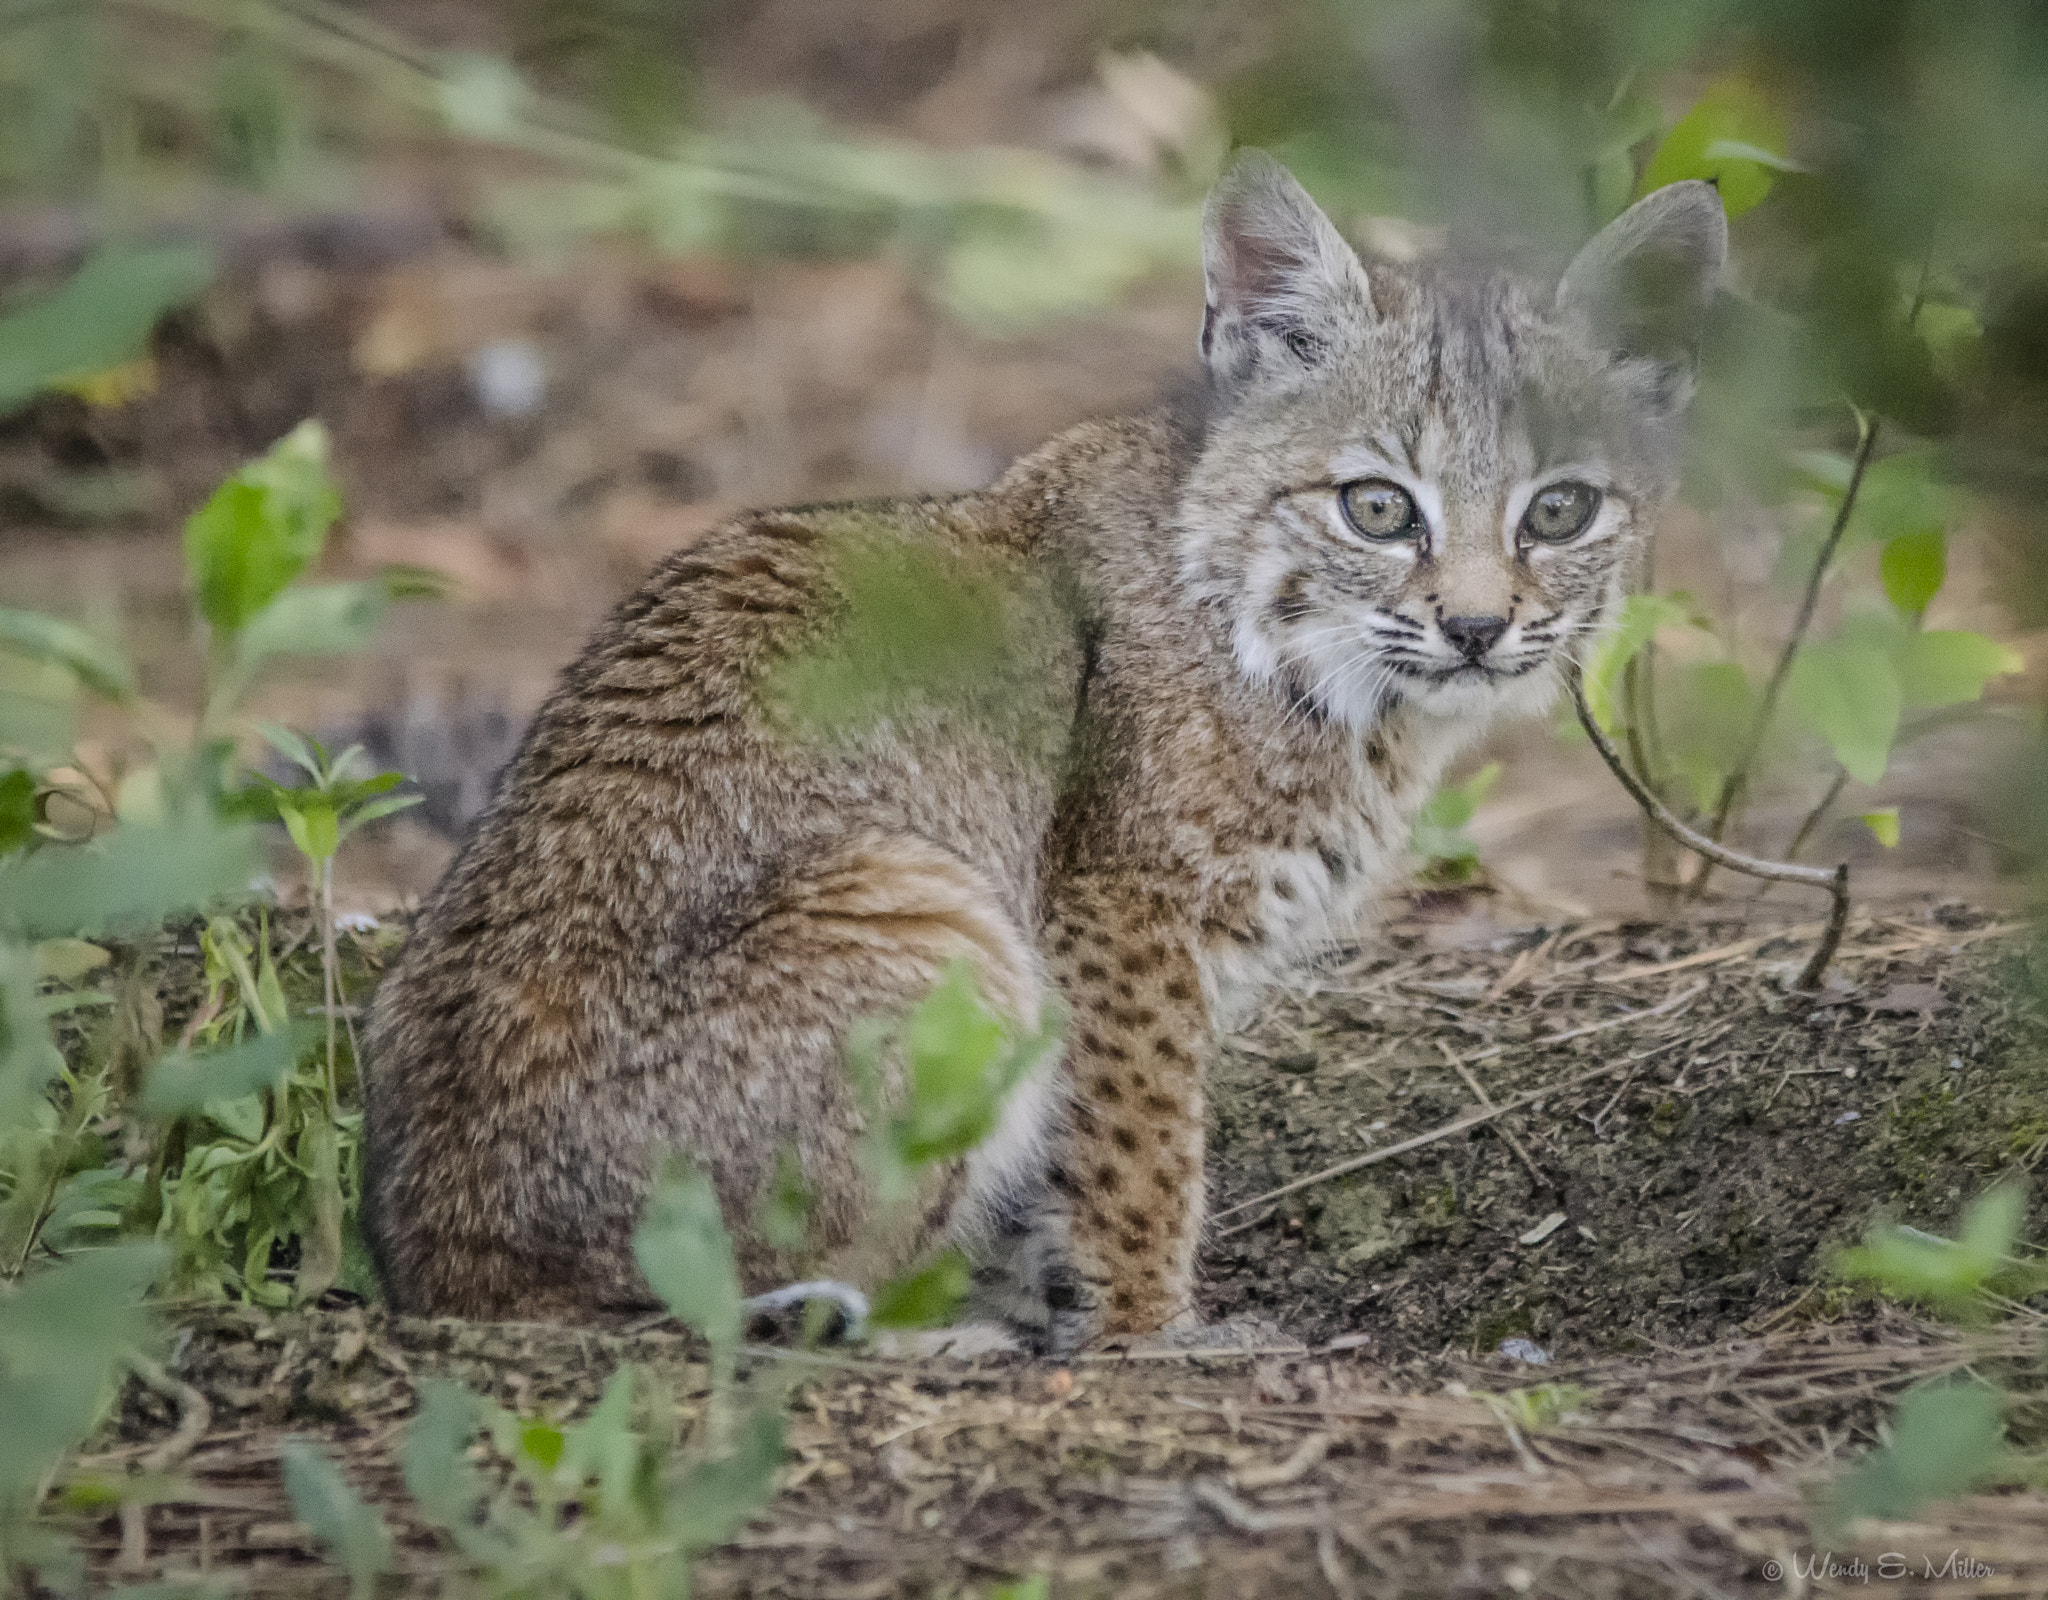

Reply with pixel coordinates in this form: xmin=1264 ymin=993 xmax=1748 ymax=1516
xmin=1410 ymin=761 xmax=1500 ymax=885
xmin=1220 ymin=0 xmax=2043 ymax=875
xmin=1834 ymin=1183 xmax=2046 ymax=1322
xmin=0 ymin=318 xmax=425 ymax=1580
xmin=0 ymin=244 xmax=215 ymax=414
xmin=1824 ymin=1186 xmax=2039 ymax=1531
xmin=1827 ymin=1377 xmax=2008 ymax=1533
xmin=378 ymin=1364 xmax=782 ymax=1598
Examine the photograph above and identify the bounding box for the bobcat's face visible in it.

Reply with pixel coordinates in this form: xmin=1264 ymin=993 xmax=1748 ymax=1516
xmin=1181 ymin=155 xmax=1724 ymax=731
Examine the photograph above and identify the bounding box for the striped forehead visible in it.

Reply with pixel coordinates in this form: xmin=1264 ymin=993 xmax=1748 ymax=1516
xmin=1369 ymin=284 xmax=1537 ymax=495
xmin=1348 ymin=279 xmax=1631 ymax=497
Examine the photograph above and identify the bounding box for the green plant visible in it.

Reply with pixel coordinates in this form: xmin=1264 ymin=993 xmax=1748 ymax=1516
xmin=1833 ymin=1184 xmax=2046 ymax=1324
xmin=1410 ymin=762 xmax=1502 ymax=887
xmin=283 ymin=1160 xmax=793 ymax=1599
xmin=845 ymin=960 xmax=1065 ymax=1330
xmin=0 ymin=806 xmax=266 ymax=1588
xmin=1822 ymin=1186 xmax=2042 ymax=1532
xmin=0 ymin=307 xmax=426 ymax=1577
xmin=1545 ymin=68 xmax=2024 ymax=889
xmin=0 ymin=243 xmax=216 ymax=415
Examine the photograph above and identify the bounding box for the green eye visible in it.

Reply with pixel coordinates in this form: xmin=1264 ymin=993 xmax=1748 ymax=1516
xmin=1338 ymin=479 xmax=1420 ymax=541
xmin=1522 ymin=482 xmax=1601 ymax=543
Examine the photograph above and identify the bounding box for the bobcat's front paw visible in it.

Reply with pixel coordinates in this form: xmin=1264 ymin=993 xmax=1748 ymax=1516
xmin=740 ymin=1279 xmax=870 ymax=1344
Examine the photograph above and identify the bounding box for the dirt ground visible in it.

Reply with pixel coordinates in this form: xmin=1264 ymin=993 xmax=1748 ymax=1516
xmin=1202 ymin=901 xmax=2048 ymax=1360
xmin=62 ymin=903 xmax=2048 ymax=1599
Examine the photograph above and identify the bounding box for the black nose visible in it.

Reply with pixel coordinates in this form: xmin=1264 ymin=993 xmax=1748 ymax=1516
xmin=1441 ymin=614 xmax=1510 ymax=661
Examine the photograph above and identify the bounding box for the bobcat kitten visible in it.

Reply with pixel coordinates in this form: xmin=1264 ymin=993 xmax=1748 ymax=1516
xmin=364 ymin=154 xmax=1725 ymax=1338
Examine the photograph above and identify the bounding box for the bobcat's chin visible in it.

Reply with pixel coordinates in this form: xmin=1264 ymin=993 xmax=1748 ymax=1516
xmin=1390 ymin=657 xmax=1567 ymax=723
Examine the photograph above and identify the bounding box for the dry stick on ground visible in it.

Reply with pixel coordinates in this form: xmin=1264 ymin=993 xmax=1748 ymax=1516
xmin=1569 ymin=670 xmax=1851 ymax=992
xmin=118 ymin=1355 xmax=213 ymax=1573
xmin=1436 ymin=1038 xmax=1551 ymax=1193
xmin=1212 ymin=987 xmax=1704 ymax=1224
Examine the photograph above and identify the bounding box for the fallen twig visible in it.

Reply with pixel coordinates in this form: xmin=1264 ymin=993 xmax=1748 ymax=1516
xmin=1438 ymin=1039 xmax=1550 ymax=1192
xmin=1569 ymin=670 xmax=1850 ymax=992
xmin=120 ymin=1354 xmax=213 ymax=1573
xmin=1211 ymin=1005 xmax=1702 ymax=1222
xmin=1607 ymin=923 xmax=1829 ymax=982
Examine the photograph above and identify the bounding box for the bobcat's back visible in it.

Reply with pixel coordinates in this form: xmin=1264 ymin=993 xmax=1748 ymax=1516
xmin=362 ymin=450 xmax=1124 ymax=1318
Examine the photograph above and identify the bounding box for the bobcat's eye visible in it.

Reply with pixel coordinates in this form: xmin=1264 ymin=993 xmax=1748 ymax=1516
xmin=1522 ymin=482 xmax=1601 ymax=544
xmin=1338 ymin=479 xmax=1421 ymax=542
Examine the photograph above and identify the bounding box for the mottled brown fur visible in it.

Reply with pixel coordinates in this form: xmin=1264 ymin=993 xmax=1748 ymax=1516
xmin=364 ymin=156 xmax=1724 ymax=1338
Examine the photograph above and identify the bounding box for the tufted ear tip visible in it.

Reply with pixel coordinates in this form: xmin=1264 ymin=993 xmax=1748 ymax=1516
xmin=1200 ymin=150 xmax=1372 ymax=387
xmin=1557 ymin=181 xmax=1727 ymax=365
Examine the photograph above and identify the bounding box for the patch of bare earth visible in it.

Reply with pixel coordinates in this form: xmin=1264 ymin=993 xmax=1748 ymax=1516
xmin=69 ymin=905 xmax=2048 ymax=1599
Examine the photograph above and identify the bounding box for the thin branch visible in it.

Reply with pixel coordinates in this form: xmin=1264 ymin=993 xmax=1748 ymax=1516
xmin=1570 ymin=669 xmax=1850 ymax=991
xmin=1697 ymin=409 xmax=1880 ymax=873
xmin=1784 ymin=767 xmax=1851 ymax=862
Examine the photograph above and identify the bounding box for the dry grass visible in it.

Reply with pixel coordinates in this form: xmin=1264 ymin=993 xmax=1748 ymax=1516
xmin=72 ymin=1301 xmax=2046 ymax=1599
xmin=59 ymin=906 xmax=2048 ymax=1600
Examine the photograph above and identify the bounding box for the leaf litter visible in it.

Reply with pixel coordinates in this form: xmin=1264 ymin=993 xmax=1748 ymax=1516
xmin=61 ymin=898 xmax=2048 ymax=1597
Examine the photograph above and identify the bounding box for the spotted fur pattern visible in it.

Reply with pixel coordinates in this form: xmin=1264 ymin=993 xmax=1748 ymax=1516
xmin=364 ymin=155 xmax=1724 ymax=1340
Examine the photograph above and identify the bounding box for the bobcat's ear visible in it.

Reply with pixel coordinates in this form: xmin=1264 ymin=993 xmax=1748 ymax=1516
xmin=1201 ymin=151 xmax=1374 ymax=391
xmin=1556 ymin=179 xmax=1727 ymax=369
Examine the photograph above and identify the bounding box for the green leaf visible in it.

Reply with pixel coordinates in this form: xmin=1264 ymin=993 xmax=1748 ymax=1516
xmin=0 ymin=606 xmax=136 ymax=703
xmin=280 ymin=1439 xmax=393 ymax=1600
xmin=1833 ymin=1187 xmax=2031 ymax=1318
xmin=139 ymin=1021 xmax=316 ymax=1119
xmin=667 ymin=1402 xmax=787 ymax=1549
xmin=337 ymin=793 xmax=424 ymax=841
xmin=879 ymin=963 xmax=1055 ymax=1172
xmin=517 ymin=1420 xmax=566 ymax=1471
xmin=1411 ymin=762 xmax=1501 ymax=873
xmin=256 ymin=723 xmax=322 ymax=782
xmin=0 ymin=767 xmax=38 ymax=856
xmin=183 ymin=420 xmax=343 ymax=636
xmin=0 ymin=244 xmax=216 ymax=414
xmin=869 ymin=1247 xmax=972 ymax=1329
xmin=1898 ymin=630 xmax=2022 ymax=709
xmin=1786 ymin=640 xmax=1901 ymax=785
xmin=439 ymin=52 xmax=527 ymax=138
xmin=757 ymin=1147 xmax=812 ymax=1254
xmin=1916 ymin=300 xmax=1983 ymax=384
xmin=1828 ymin=1378 xmax=2005 ymax=1528
xmin=0 ymin=687 xmax=74 ymax=764
xmin=236 ymin=581 xmax=387 ymax=667
xmin=761 ymin=525 xmax=1065 ymax=741
xmin=1859 ymin=808 xmax=1900 ymax=849
xmin=0 ymin=1242 xmax=166 ymax=1505
xmin=34 ymin=936 xmax=110 ymax=981
xmin=1957 ymin=1182 xmax=2026 ymax=1265
xmin=0 ymin=820 xmax=260 ymax=941
xmin=1786 ymin=450 xmax=1953 ymax=577
xmin=1880 ymin=528 xmax=1947 ymax=616
xmin=556 ymin=1366 xmax=640 ymax=1503
xmin=1638 ymin=75 xmax=1788 ymax=217
xmin=633 ymin=1158 xmax=743 ymax=1362
xmin=403 ymin=1380 xmax=489 ymax=1532
xmin=1583 ymin=594 xmax=1697 ymax=734
xmin=279 ymin=799 xmax=341 ymax=864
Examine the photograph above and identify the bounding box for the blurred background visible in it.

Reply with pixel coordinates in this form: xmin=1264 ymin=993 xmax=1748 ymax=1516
xmin=4 ymin=0 xmax=2045 ymax=921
